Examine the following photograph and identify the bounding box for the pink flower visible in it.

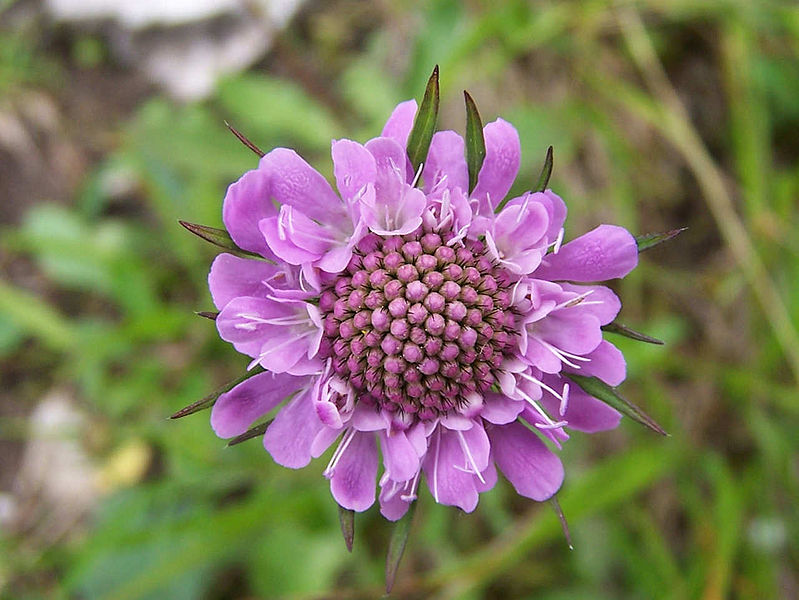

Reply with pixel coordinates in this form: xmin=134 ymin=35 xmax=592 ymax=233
xmin=203 ymin=98 xmax=639 ymax=522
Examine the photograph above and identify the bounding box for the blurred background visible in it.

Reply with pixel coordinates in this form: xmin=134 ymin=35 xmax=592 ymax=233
xmin=1 ymin=0 xmax=798 ymax=598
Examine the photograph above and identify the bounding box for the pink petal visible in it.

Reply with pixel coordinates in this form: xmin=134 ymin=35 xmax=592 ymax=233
xmin=471 ymin=119 xmax=521 ymax=214
xmin=560 ymin=283 xmax=621 ymax=326
xmin=379 ymin=480 xmax=413 ymax=521
xmin=474 ymin=459 xmax=498 ymax=493
xmin=210 ymin=371 xmax=306 ymax=438
xmin=208 ymin=253 xmax=280 ymax=310
xmin=259 ymin=148 xmax=345 ymax=226
xmin=222 ymin=166 xmax=279 ymax=260
xmin=423 ymin=130 xmax=468 ymax=193
xmin=381 ymin=100 xmax=417 ymax=149
xmin=481 ymin=392 xmax=524 ymax=425
xmin=571 ymin=340 xmax=626 ymax=386
xmin=489 ymin=421 xmax=564 ymax=501
xmin=535 ymin=224 xmax=639 ymax=282
xmin=423 ymin=427 xmax=479 ymax=512
xmin=332 ymin=139 xmax=377 ymax=200
xmin=542 ymin=376 xmax=622 ymax=433
xmin=381 ymin=430 xmax=420 ymax=482
xmin=330 ymin=432 xmax=378 ymax=511
xmin=263 ymin=389 xmax=326 ymax=468
xmin=260 ymin=216 xmax=323 ymax=265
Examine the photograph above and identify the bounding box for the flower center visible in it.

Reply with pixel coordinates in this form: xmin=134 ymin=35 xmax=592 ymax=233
xmin=318 ymin=223 xmax=517 ymax=421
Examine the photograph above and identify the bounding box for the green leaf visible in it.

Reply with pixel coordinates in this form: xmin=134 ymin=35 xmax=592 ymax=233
xmin=534 ymin=145 xmax=554 ymax=192
xmin=337 ymin=506 xmax=355 ymax=553
xmin=602 ymin=321 xmax=664 ymax=345
xmin=170 ymin=366 xmax=265 ymax=419
xmin=178 ymin=221 xmax=261 ymax=259
xmin=406 ymin=65 xmax=440 ymax=177
xmin=464 ymin=91 xmax=486 ymax=194
xmin=385 ymin=500 xmax=417 ymax=593
xmin=568 ymin=373 xmax=667 ymax=436
xmin=635 ymin=227 xmax=687 ymax=252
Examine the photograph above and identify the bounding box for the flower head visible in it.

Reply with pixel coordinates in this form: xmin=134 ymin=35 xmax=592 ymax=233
xmin=180 ymin=70 xmax=667 ymax=586
xmin=204 ymin=92 xmax=640 ymax=519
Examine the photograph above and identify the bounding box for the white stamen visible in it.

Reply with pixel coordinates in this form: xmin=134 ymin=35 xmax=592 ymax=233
xmin=400 ymin=470 xmax=422 ymax=502
xmin=456 ymin=430 xmax=486 ymax=484
xmin=539 ymin=340 xmax=591 ymax=369
xmin=559 ymin=382 xmax=570 ymax=417
xmin=324 ymin=428 xmax=356 ymax=477
xmin=553 ymin=227 xmax=565 ymax=254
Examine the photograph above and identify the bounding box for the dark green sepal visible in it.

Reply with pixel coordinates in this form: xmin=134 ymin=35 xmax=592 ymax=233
xmin=406 ymin=65 xmax=440 ymax=178
xmin=568 ymin=373 xmax=668 ymax=436
xmin=224 ymin=120 xmax=265 ymax=157
xmin=338 ymin=506 xmax=355 ymax=553
xmin=385 ymin=500 xmax=417 ymax=593
xmin=534 ymin=145 xmax=554 ymax=192
xmin=464 ymin=90 xmax=486 ymax=194
xmin=227 ymin=420 xmax=272 ymax=446
xmin=635 ymin=227 xmax=687 ymax=252
xmin=170 ymin=366 xmax=266 ymax=419
xmin=602 ymin=321 xmax=664 ymax=345
xmin=179 ymin=221 xmax=261 ymax=259
xmin=195 ymin=311 xmax=219 ymax=321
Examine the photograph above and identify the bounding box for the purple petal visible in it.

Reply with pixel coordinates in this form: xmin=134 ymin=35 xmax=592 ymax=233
xmin=381 ymin=430 xmax=420 ymax=482
xmin=208 ymin=253 xmax=280 ymax=310
xmin=260 ymin=216 xmax=323 ymax=265
xmin=490 ymin=421 xmax=564 ymax=501
xmin=538 ymin=190 xmax=568 ymax=242
xmin=263 ymin=389 xmax=326 ymax=468
xmin=423 ymin=427 xmax=479 ymax=512
xmin=458 ymin=420 xmax=490 ymax=473
xmin=474 ymin=459 xmax=497 ymax=493
xmin=259 ymin=148 xmax=345 ymax=225
xmin=481 ymin=392 xmax=525 ymax=425
xmin=571 ymin=340 xmax=626 ymax=386
xmin=423 ymin=130 xmax=468 ymax=193
xmin=330 ymin=432 xmax=378 ymax=511
xmin=222 ymin=166 xmax=279 ymax=259
xmin=536 ymin=311 xmax=603 ymax=356
xmin=332 ymin=139 xmax=377 ymax=200
xmin=535 ymin=224 xmax=639 ymax=282
xmin=543 ymin=375 xmax=622 ymax=433
xmin=381 ymin=100 xmax=417 ymax=149
xmin=379 ymin=480 xmax=413 ymax=521
xmin=211 ymin=371 xmax=306 ymax=438
xmin=216 ymin=296 xmax=319 ymax=373
xmin=471 ymin=119 xmax=521 ymax=214
xmin=560 ymin=283 xmax=621 ymax=325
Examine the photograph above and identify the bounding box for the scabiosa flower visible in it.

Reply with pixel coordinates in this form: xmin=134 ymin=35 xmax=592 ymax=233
xmin=178 ymin=67 xmax=671 ymax=589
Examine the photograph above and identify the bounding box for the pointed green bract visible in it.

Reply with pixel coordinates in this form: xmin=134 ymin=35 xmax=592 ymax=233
xmin=196 ymin=311 xmax=219 ymax=321
xmin=534 ymin=145 xmax=554 ymax=192
xmin=227 ymin=420 xmax=272 ymax=447
xmin=635 ymin=227 xmax=687 ymax=252
xmin=385 ymin=501 xmax=417 ymax=593
xmin=464 ymin=91 xmax=486 ymax=194
xmin=568 ymin=373 xmax=668 ymax=436
xmin=603 ymin=321 xmax=664 ymax=345
xmin=338 ymin=506 xmax=355 ymax=553
xmin=549 ymin=496 xmax=573 ymax=550
xmin=170 ymin=366 xmax=266 ymax=419
xmin=224 ymin=120 xmax=265 ymax=157
xmin=406 ymin=65 xmax=440 ymax=177
xmin=179 ymin=221 xmax=261 ymax=258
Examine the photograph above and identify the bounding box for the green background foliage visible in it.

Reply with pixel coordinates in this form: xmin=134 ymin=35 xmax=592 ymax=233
xmin=1 ymin=1 xmax=797 ymax=598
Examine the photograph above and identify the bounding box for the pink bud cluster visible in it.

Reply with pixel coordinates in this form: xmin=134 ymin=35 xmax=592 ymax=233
xmin=318 ymin=222 xmax=517 ymax=420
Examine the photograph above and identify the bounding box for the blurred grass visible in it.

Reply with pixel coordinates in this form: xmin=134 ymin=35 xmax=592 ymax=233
xmin=1 ymin=0 xmax=798 ymax=598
